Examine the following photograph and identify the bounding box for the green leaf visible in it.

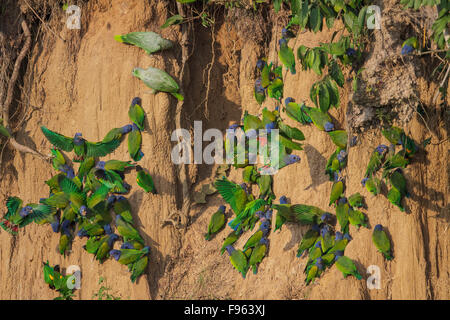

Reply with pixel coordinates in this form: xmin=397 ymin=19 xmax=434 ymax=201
xmin=273 ymin=0 xmax=282 ymax=12
xmin=329 ymin=60 xmax=344 ymax=87
xmin=299 ymin=0 xmax=310 ymax=29
xmin=318 ymin=82 xmax=330 ymax=113
xmin=309 ymin=5 xmax=321 ymax=33
xmin=161 ymin=15 xmax=183 ymax=29
xmin=278 ymin=122 xmax=305 ymax=141
xmin=176 ymin=0 xmax=197 ymax=3
xmin=279 ymin=135 xmax=303 ymax=150
xmin=326 ymin=77 xmax=340 ymax=109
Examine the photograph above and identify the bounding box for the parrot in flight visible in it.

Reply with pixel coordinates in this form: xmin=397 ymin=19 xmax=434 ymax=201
xmin=41 ymin=126 xmax=121 ymax=162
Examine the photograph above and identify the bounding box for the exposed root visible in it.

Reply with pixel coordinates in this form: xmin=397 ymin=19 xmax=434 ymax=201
xmin=0 ymin=19 xmax=50 ymax=164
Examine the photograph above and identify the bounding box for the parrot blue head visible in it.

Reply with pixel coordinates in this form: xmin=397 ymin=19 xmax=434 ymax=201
xmin=240 ymin=183 xmax=248 ymax=194
xmin=320 ymin=213 xmax=332 ymax=223
xmin=315 ymin=240 xmax=322 ymax=248
xmin=77 ymin=228 xmax=88 ymax=238
xmin=375 ymin=144 xmax=388 ymax=155
xmin=343 ymin=233 xmax=352 ymax=241
xmin=374 ymin=224 xmax=383 ymax=232
xmin=337 ymin=150 xmax=347 ymax=163
xmin=219 ymin=205 xmax=226 ymax=213
xmin=131 ymin=123 xmax=140 ymax=132
xmin=19 ymin=206 xmax=33 ymax=218
xmin=334 ymin=250 xmax=344 ymax=261
xmin=338 ymin=197 xmax=348 ymax=205
xmin=284 ymin=97 xmax=295 ymax=106
xmin=51 ymin=220 xmax=60 ymax=233
xmin=401 ymin=44 xmax=414 ymax=55
xmin=104 ymin=224 xmax=113 ymax=235
xmin=228 ymin=219 xmax=240 ymax=231
xmin=311 ymin=224 xmax=320 ymax=233
xmin=131 ymin=97 xmax=142 ymax=106
xmin=78 ymin=205 xmax=88 ymax=216
xmin=265 ymin=210 xmax=273 ymax=220
xmin=361 ymin=177 xmax=368 ymax=187
xmin=260 ymin=220 xmax=271 ymax=231
xmin=320 ymin=225 xmax=330 ymax=237
xmin=255 ymin=211 xmax=264 ymax=218
xmin=228 ymin=123 xmax=239 ymax=131
xmin=73 ymin=133 xmax=83 ymax=145
xmin=142 ymin=246 xmax=150 ymax=254
xmin=61 ymin=219 xmax=71 ymax=230
xmin=333 ymin=171 xmax=341 ymax=182
xmin=107 ymin=234 xmax=119 ymax=247
xmin=278 ymin=38 xmax=287 ymax=47
xmin=335 ymin=231 xmax=343 ymax=241
xmin=285 ymin=154 xmax=301 ymax=165
xmin=225 ymin=245 xmax=235 ymax=256
xmin=346 ymin=48 xmax=356 ymax=56
xmin=106 ymin=195 xmax=117 ymax=206
xmin=256 ymin=59 xmax=266 ymax=70
xmin=279 ymin=195 xmax=288 ymax=204
xmin=61 ymin=164 xmax=75 ymax=179
xmin=275 ymin=106 xmax=279 ymax=111
xmin=265 ymin=122 xmax=276 ymax=134
xmin=109 ymin=249 xmax=121 ymax=261
xmin=121 ymin=242 xmax=134 ymax=250
xmin=281 ymin=28 xmax=294 ymax=39
xmin=95 ymin=161 xmax=106 ymax=170
xmin=349 ymin=136 xmax=357 ymax=147
xmin=254 ymin=79 xmax=265 ymax=93
xmin=324 ymin=122 xmax=335 ymax=132
xmin=259 ymin=238 xmax=269 ymax=246
xmin=115 ymin=214 xmax=123 ymax=223
xmin=121 ymin=124 xmax=133 ymax=134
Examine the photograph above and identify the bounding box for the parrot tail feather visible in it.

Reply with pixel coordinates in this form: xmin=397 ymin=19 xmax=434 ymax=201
xmin=171 ymin=92 xmax=184 ymax=101
xmin=354 ymin=272 xmax=363 ymax=280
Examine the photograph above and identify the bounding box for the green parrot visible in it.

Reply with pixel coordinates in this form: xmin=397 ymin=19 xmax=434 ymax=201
xmin=254 ymin=79 xmax=266 ymax=105
xmin=403 ymin=135 xmax=418 ymax=158
xmin=389 ymin=169 xmax=408 ymax=197
xmin=220 ymin=230 xmax=242 ymax=255
xmin=128 ymin=123 xmax=143 ymax=162
xmin=102 ymin=125 xmax=133 ymax=143
xmin=348 ymin=193 xmax=364 ymax=208
xmin=130 ymin=255 xmax=149 ymax=283
xmin=382 ymin=152 xmax=409 ymax=171
xmin=41 ymin=126 xmax=121 ymax=162
xmin=347 ymin=208 xmax=368 ymax=229
xmin=50 ymin=148 xmax=66 ymax=171
xmin=214 ymin=177 xmax=252 ymax=220
xmin=114 ymin=31 xmax=173 ymax=54
xmin=401 ymin=36 xmax=418 ymax=54
xmin=103 ymin=160 xmax=135 ymax=172
xmin=87 ymin=184 xmax=111 ymax=209
xmin=112 ymin=196 xmax=134 ymax=224
xmin=243 ymin=111 xmax=263 ymax=132
xmin=132 ymin=67 xmax=184 ymax=101
xmin=284 ymin=100 xmax=312 ymax=125
xmin=110 ymin=246 xmax=150 ymax=267
xmin=59 ymin=233 xmax=71 ymax=257
xmin=335 ymin=201 xmax=350 ymax=234
xmin=243 ymin=247 xmax=253 ymax=259
xmin=305 ymin=241 xmax=323 ymax=271
xmin=128 ymin=97 xmax=145 ymax=131
xmin=45 ymin=173 xmax=65 ymax=194
xmin=248 ymin=238 xmax=268 ymax=274
xmin=365 ymin=145 xmax=387 ymax=178
xmin=305 ymin=258 xmax=324 ymax=285
xmin=78 ymin=221 xmax=105 ymax=237
xmin=95 ymin=234 xmax=120 ymax=263
xmin=325 ymin=148 xmax=345 ymax=181
xmin=372 ymin=224 xmax=393 ymax=260
xmin=116 ymin=214 xmax=144 ymax=244
xmin=243 ymin=165 xmax=258 ymax=184
xmin=319 ymin=225 xmax=335 ymax=253
xmin=296 ymin=225 xmax=320 ymax=257
xmin=1 ymin=197 xmax=54 ymax=234
xmin=362 ymin=177 xmax=381 ymax=196
xmin=278 ymin=38 xmax=296 ymax=74
xmin=256 ymin=174 xmax=273 ymax=199
xmin=205 ymin=205 xmax=226 ymax=240
xmin=136 ymin=165 xmax=156 ymax=193
xmin=259 ymin=60 xmax=271 ymax=88
xmin=329 ymin=180 xmax=344 ymax=206
xmin=387 ymin=187 xmax=404 ymax=212
xmin=77 ymin=157 xmax=95 ymax=180
xmin=243 ymin=222 xmax=269 ymax=251
xmin=273 ymin=199 xmax=323 ymax=225
xmin=225 ymin=245 xmax=248 ymax=279
xmin=302 ymin=106 xmax=332 ymax=131
xmin=328 ymin=232 xmax=350 ymax=254
xmin=335 ymin=256 xmax=362 ymax=280
xmin=0 ymin=118 xmax=11 ymax=138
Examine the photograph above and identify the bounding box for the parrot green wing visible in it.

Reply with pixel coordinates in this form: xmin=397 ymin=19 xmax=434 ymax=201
xmin=128 ymin=129 xmax=142 ymax=162
xmin=278 ymin=121 xmax=305 ymax=141
xmin=77 ymin=157 xmax=95 ymax=179
xmin=118 ymin=248 xmax=146 ymax=265
xmin=348 ymin=208 xmax=367 ymax=228
xmin=22 ymin=203 xmax=54 ymax=226
xmin=5 ymin=196 xmax=22 ymax=220
xmin=86 ymin=139 xmax=121 ymax=158
xmin=365 ymin=150 xmax=383 ymax=178
xmin=297 ymin=229 xmax=319 ymax=257
xmin=305 ymin=107 xmax=331 ymax=131
xmin=59 ymin=234 xmax=71 ymax=256
xmin=102 ymin=128 xmax=122 ymax=143
xmin=84 ymin=235 xmax=104 ymax=254
xmin=205 ymin=210 xmax=225 ymax=240
xmin=387 ymin=187 xmax=404 ymax=211
xmin=41 ymin=126 xmax=74 ymax=152
xmin=105 ymin=160 xmax=134 ymax=172
xmin=243 ymin=111 xmax=263 ymax=132
xmin=230 ymin=250 xmax=248 ymax=278
xmin=329 ymin=180 xmax=344 ymax=205
xmin=382 ymin=126 xmax=404 ymax=145
xmin=130 ymin=255 xmax=148 ymax=283
xmin=133 ymin=67 xmax=180 ymax=94
xmin=129 ymin=103 xmax=145 ymax=130
xmin=335 ymin=256 xmax=362 ymax=279
xmin=372 ymin=229 xmax=393 ymax=260
xmin=51 ymin=148 xmax=66 ymax=169
xmin=348 ymin=193 xmax=364 ymax=208
xmin=336 ymin=203 xmax=349 ymax=233
xmin=42 ymin=192 xmax=70 ymax=209
xmin=214 ymin=178 xmax=247 ymax=215
xmin=87 ymin=184 xmax=111 ymax=209
xmin=243 ymin=230 xmax=263 ymax=251
xmin=389 ymin=170 xmax=407 ymax=196
xmin=136 ymin=169 xmax=156 ymax=193
xmin=115 ymin=31 xmax=173 ymax=54
xmin=249 ymin=243 xmax=267 ymax=274
xmin=327 ymin=130 xmax=348 ymax=149
xmin=220 ymin=231 xmax=241 ymax=255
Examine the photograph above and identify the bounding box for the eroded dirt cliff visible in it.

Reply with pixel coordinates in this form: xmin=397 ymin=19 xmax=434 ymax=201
xmin=0 ymin=0 xmax=448 ymax=300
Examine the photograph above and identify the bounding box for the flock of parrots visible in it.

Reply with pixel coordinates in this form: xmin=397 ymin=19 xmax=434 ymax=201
xmin=204 ymin=23 xmax=422 ymax=285
xmin=0 ymin=31 xmax=186 ymax=298
xmin=0 ymin=15 xmax=425 ymax=296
